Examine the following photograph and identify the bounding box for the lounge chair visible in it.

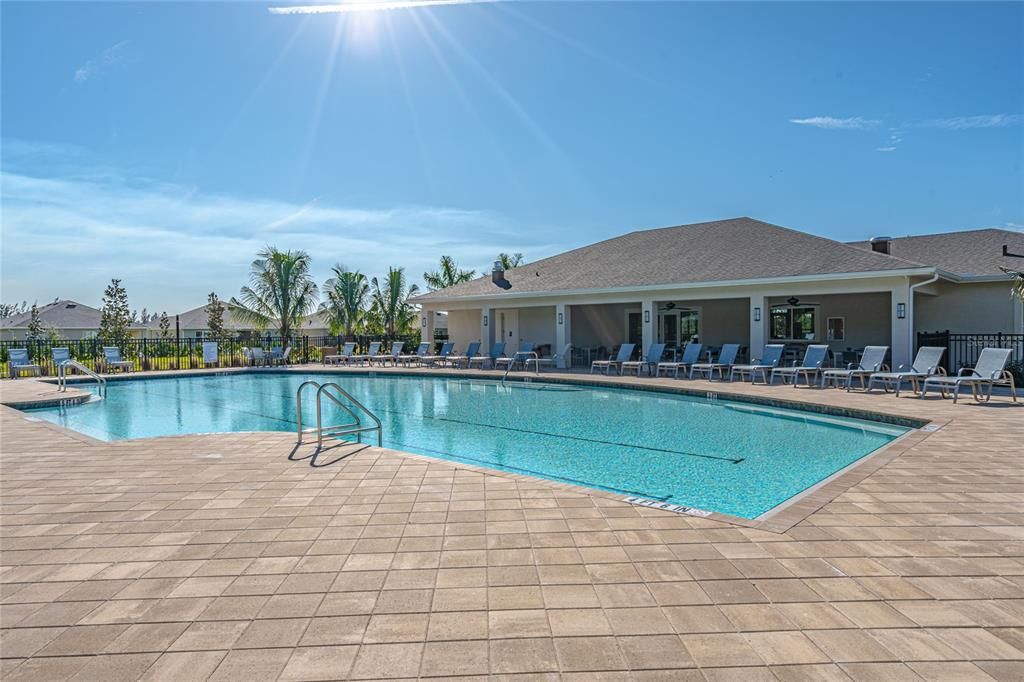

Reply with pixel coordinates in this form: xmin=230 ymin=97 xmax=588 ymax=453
xmin=591 ymin=343 xmax=636 ymax=375
xmin=319 ymin=346 xmax=338 ymax=364
xmin=7 ymin=348 xmax=41 ymax=379
xmin=202 ymin=341 xmax=219 ymax=367
xmin=820 ymin=345 xmax=888 ymax=391
xmin=770 ymin=345 xmax=829 ymax=386
xmin=103 ymin=347 xmax=134 ymax=373
xmin=469 ymin=342 xmax=506 ymax=370
xmin=421 ymin=342 xmax=456 ymax=367
xmin=351 ymin=341 xmax=382 ymax=366
xmin=621 ymin=343 xmax=666 ymax=376
xmin=52 ymin=347 xmax=73 ymax=374
xmin=690 ymin=343 xmax=740 ymax=380
xmin=448 ymin=341 xmax=481 ymax=369
xmin=524 ymin=344 xmax=572 ymax=373
xmin=866 ymin=346 xmax=946 ymax=397
xmin=325 ymin=342 xmax=357 ymax=365
xmin=243 ymin=347 xmax=266 ymax=366
xmin=729 ymin=344 xmax=785 ymax=383
xmin=373 ymin=342 xmax=405 ymax=367
xmin=495 ymin=342 xmax=536 ymax=372
xmin=656 ymin=343 xmax=702 ymax=378
xmin=920 ymin=348 xmax=1017 ymax=403
xmin=399 ymin=342 xmax=432 ymax=366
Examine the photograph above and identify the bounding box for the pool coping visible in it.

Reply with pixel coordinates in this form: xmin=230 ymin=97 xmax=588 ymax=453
xmin=3 ymin=367 xmax=947 ymax=533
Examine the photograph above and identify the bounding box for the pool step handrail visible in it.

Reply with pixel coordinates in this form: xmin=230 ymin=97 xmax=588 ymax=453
xmin=502 ymin=351 xmax=540 ymax=382
xmin=57 ymin=360 xmax=106 ymax=396
xmin=296 ymin=380 xmax=383 ymax=448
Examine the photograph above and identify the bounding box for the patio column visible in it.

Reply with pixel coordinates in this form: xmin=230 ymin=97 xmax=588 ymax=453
xmin=749 ymin=294 xmax=766 ymax=360
xmin=481 ymin=307 xmax=494 ymax=353
xmin=641 ymin=299 xmax=654 ymax=355
xmin=555 ymin=303 xmax=571 ymax=368
xmin=891 ymin=282 xmax=912 ymax=368
xmin=420 ymin=309 xmax=435 ymax=347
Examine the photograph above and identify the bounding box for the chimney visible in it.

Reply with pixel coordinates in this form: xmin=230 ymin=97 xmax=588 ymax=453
xmin=869 ymin=236 xmax=892 ymax=255
xmin=491 ymin=261 xmax=511 ymax=290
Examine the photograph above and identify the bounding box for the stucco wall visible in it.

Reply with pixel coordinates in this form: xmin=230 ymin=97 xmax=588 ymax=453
xmin=687 ymin=298 xmax=749 ymax=348
xmin=570 ymin=303 xmax=640 ymax=351
xmin=915 ymin=281 xmax=1022 ymax=334
xmin=446 ymin=309 xmax=481 ymax=351
xmin=766 ymin=292 xmax=891 ymax=354
xmin=517 ymin=306 xmax=556 ymax=354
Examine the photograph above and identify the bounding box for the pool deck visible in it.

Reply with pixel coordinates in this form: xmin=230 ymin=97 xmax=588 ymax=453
xmin=1 ymin=368 xmax=1022 ymax=680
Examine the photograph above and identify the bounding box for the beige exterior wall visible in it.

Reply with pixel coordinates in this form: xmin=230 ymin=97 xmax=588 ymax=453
xmin=915 ymin=280 xmax=1023 ymax=334
xmin=517 ymin=306 xmax=556 ymax=354
xmin=570 ymin=303 xmax=640 ymax=352
xmin=766 ymin=292 xmax=892 ymax=355
xmin=446 ymin=309 xmax=481 ymax=351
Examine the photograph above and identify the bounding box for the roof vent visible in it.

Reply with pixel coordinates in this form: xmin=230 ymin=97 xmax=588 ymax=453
xmin=65 ymin=303 xmax=77 ymax=309
xmin=869 ymin=236 xmax=892 ymax=255
xmin=491 ymin=261 xmax=511 ymax=290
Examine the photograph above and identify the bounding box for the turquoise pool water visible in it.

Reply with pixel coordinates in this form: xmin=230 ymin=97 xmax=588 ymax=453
xmin=26 ymin=373 xmax=907 ymax=518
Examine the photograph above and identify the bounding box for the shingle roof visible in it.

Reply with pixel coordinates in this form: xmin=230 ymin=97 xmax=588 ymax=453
xmin=148 ymin=304 xmax=260 ymax=331
xmin=414 ymin=217 xmax=929 ymax=302
xmin=847 ymin=228 xmax=1024 ymax=277
xmin=0 ymin=300 xmax=103 ymax=329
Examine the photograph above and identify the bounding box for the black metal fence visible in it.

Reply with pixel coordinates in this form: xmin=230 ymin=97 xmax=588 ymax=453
xmin=917 ymin=330 xmax=1024 ymax=375
xmin=0 ymin=331 xmax=448 ymax=376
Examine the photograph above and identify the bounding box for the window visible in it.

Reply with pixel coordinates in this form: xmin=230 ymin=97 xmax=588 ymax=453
xmin=679 ymin=309 xmax=699 ymax=342
xmin=770 ymin=306 xmax=816 ymax=340
xmin=826 ymin=317 xmax=845 ymax=342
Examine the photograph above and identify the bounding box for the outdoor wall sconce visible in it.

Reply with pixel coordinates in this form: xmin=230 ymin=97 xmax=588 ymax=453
xmin=557 ymin=312 xmax=563 ymax=325
xmin=422 ymin=317 xmax=427 ymax=327
xmin=644 ymin=310 xmax=650 ymax=323
xmin=897 ymin=303 xmax=906 ymax=319
xmin=753 ymin=307 xmax=761 ymax=322
xmin=483 ymin=314 xmax=488 ymax=326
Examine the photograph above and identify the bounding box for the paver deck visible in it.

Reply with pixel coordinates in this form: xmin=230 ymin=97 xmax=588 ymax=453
xmin=1 ymin=369 xmax=1022 ymax=680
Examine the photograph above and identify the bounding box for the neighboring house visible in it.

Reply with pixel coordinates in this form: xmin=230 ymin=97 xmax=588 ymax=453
xmin=300 ymin=311 xmax=448 ymax=338
xmin=143 ymin=303 xmax=263 ymax=339
xmin=413 ymin=218 xmax=1024 ymax=368
xmin=0 ymin=299 xmax=147 ymax=340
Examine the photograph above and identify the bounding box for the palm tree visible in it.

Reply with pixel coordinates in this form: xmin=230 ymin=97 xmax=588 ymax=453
xmin=369 ymin=267 xmax=420 ymax=337
xmin=498 ymin=252 xmax=525 ymax=269
xmin=1001 ymin=266 xmax=1024 ymax=300
xmin=231 ymin=246 xmax=319 ymax=339
xmin=321 ymin=265 xmax=369 ymax=336
xmin=424 ymin=255 xmax=475 ymax=291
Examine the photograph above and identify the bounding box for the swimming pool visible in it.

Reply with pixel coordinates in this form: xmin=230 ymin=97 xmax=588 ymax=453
xmin=26 ymin=372 xmax=908 ymax=518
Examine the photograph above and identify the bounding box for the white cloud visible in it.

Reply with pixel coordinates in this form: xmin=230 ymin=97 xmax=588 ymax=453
xmin=875 ymin=147 xmax=897 ymax=153
xmin=788 ymin=116 xmax=881 ymax=130
xmin=74 ymin=41 xmax=133 ymax=83
xmin=918 ymin=114 xmax=1024 ymax=130
xmin=269 ymin=0 xmax=493 ymax=15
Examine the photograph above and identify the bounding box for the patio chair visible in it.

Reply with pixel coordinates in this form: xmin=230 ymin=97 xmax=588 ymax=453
xmin=243 ymin=347 xmax=266 ymax=366
xmin=268 ymin=346 xmax=292 ymax=366
xmin=52 ymin=347 xmax=74 ymax=374
xmin=820 ymin=345 xmax=888 ymax=391
xmin=591 ymin=343 xmax=636 ymax=375
xmin=421 ymin=342 xmax=456 ymax=367
xmin=866 ymin=346 xmax=946 ymax=397
xmin=103 ymin=347 xmax=134 ymax=373
xmin=524 ymin=344 xmax=572 ymax=373
xmin=448 ymin=341 xmax=481 ymax=369
xmin=469 ymin=342 xmax=506 ymax=370
xmin=202 ymin=341 xmax=219 ymax=367
xmin=351 ymin=341 xmax=382 ymax=366
xmin=495 ymin=342 xmax=536 ymax=372
xmin=324 ymin=342 xmax=357 ymax=365
xmin=399 ymin=342 xmax=432 ymax=366
xmin=656 ymin=343 xmax=702 ymax=378
xmin=621 ymin=343 xmax=666 ymax=376
xmin=770 ymin=345 xmax=828 ymax=386
xmin=373 ymin=341 xmax=405 ymax=367
xmin=920 ymin=348 xmax=1017 ymax=403
xmin=7 ymin=348 xmax=41 ymax=379
xmin=690 ymin=343 xmax=740 ymax=380
xmin=729 ymin=344 xmax=785 ymax=384
xmin=318 ymin=346 xmax=338 ymax=364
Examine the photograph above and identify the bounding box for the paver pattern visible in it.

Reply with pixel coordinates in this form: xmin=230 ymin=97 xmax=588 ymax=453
xmin=1 ymin=371 xmax=1022 ymax=680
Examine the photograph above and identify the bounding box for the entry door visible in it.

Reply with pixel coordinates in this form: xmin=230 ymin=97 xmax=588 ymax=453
xmin=659 ymin=311 xmax=679 ymax=347
xmin=499 ymin=310 xmax=519 ymax=348
xmin=627 ymin=312 xmax=642 ymax=347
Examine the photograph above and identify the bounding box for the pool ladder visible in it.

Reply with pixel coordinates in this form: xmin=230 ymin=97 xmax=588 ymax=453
xmin=57 ymin=360 xmax=106 ymax=397
xmin=296 ymin=380 xmax=383 ymax=448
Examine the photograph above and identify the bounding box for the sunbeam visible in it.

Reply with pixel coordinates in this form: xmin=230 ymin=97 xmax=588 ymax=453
xmin=269 ymin=0 xmax=499 ymax=16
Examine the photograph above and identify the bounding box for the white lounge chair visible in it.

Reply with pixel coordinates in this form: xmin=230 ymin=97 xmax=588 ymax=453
xmin=399 ymin=342 xmax=432 ymax=366
xmin=270 ymin=346 xmax=292 ymax=366
xmin=495 ymin=342 xmax=535 ymax=372
xmin=729 ymin=344 xmax=785 ymax=384
xmin=103 ymin=347 xmax=134 ymax=373
xmin=656 ymin=343 xmax=702 ymax=378
xmin=920 ymin=348 xmax=1017 ymax=403
xmin=591 ymin=343 xmax=636 ymax=375
xmin=524 ymin=344 xmax=572 ymax=373
xmin=351 ymin=341 xmax=382 ymax=366
xmin=7 ymin=348 xmax=41 ymax=379
xmin=202 ymin=341 xmax=219 ymax=367
xmin=448 ymin=341 xmax=481 ymax=369
xmin=690 ymin=343 xmax=740 ymax=380
xmin=866 ymin=346 xmax=946 ymax=397
xmin=621 ymin=343 xmax=666 ymax=376
xmin=325 ymin=342 xmax=357 ymax=365
xmin=373 ymin=341 xmax=405 ymax=367
xmin=770 ymin=345 xmax=828 ymax=386
xmin=821 ymin=345 xmax=888 ymax=391
xmin=469 ymin=342 xmax=506 ymax=370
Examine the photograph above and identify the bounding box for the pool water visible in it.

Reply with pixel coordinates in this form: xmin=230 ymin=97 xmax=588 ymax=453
xmin=26 ymin=373 xmax=907 ymax=518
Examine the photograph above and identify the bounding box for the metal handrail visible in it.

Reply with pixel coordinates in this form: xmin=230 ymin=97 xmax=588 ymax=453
xmin=57 ymin=360 xmax=106 ymax=396
xmin=296 ymin=380 xmax=383 ymax=448
xmin=501 ymin=351 xmax=540 ymax=382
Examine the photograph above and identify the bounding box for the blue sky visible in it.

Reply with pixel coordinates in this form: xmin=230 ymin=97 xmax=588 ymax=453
xmin=2 ymin=1 xmax=1022 ymax=313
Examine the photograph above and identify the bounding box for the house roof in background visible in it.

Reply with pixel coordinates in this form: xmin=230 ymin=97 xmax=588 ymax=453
xmin=149 ymin=303 xmax=258 ymax=330
xmin=847 ymin=228 xmax=1024 ymax=278
xmin=414 ymin=217 xmax=930 ymax=302
xmin=1 ymin=300 xmax=103 ymax=329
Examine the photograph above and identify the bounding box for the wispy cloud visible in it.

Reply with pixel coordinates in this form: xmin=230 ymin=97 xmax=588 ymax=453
xmin=269 ymin=0 xmax=495 ymax=15
xmin=875 ymin=147 xmax=897 ymax=153
xmin=918 ymin=114 xmax=1024 ymax=130
xmin=74 ymin=41 xmax=133 ymax=83
xmin=788 ymin=116 xmax=881 ymax=130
